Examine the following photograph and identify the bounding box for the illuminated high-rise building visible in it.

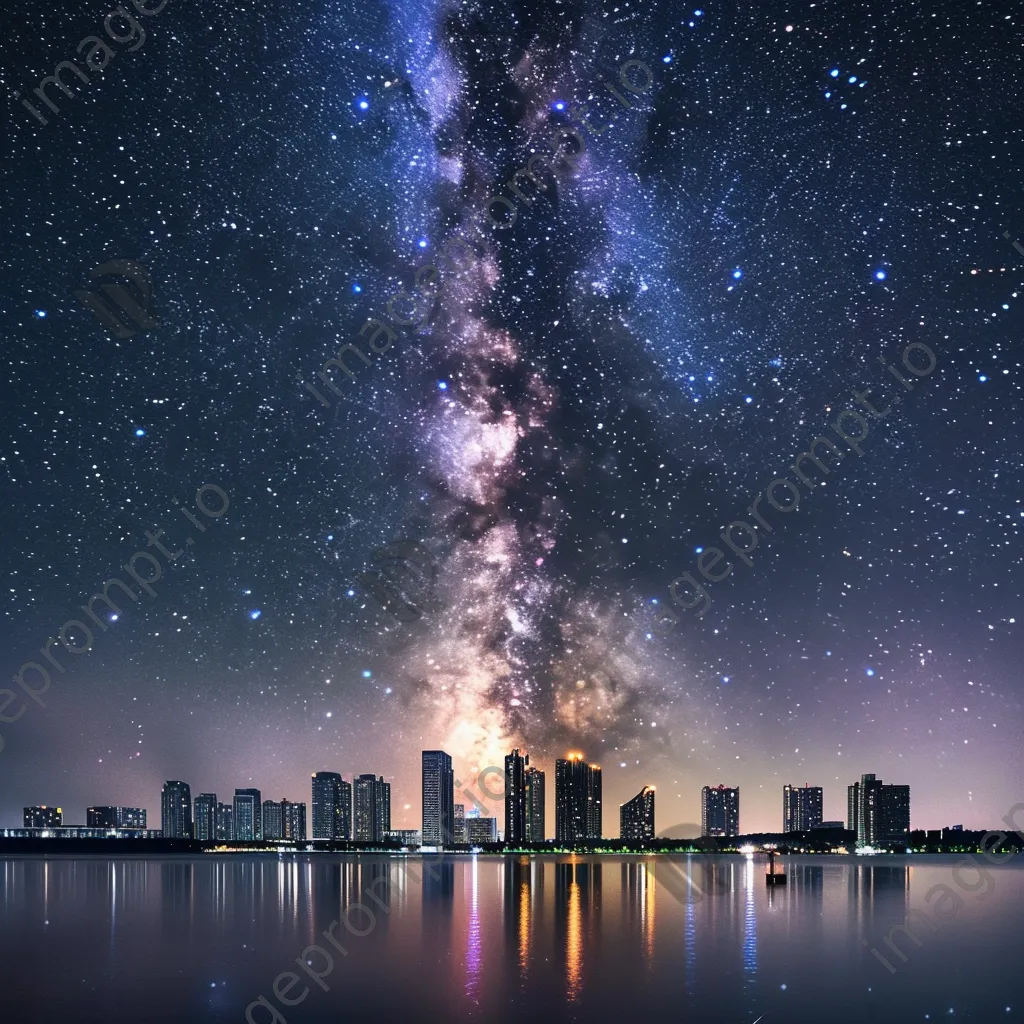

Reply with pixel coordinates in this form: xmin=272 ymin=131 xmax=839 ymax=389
xmin=263 ymin=799 xmax=284 ymax=840
xmin=421 ymin=750 xmax=454 ymax=846
xmin=847 ymin=774 xmax=910 ymax=846
xmin=783 ymin=784 xmax=823 ymax=833
xmin=555 ymin=753 xmax=602 ymax=841
xmin=233 ymin=789 xmax=262 ymax=841
xmin=192 ymin=794 xmax=216 ymax=841
xmin=620 ymin=786 xmax=655 ymax=841
xmin=311 ymin=772 xmax=351 ymax=840
xmin=354 ymin=774 xmax=391 ymax=842
xmin=701 ymin=785 xmax=739 ymax=837
xmin=161 ymin=781 xmax=193 ymax=839
xmin=215 ymin=802 xmax=233 ymax=841
xmin=86 ymin=807 xmax=147 ymax=829
xmin=524 ymin=765 xmax=546 ymax=842
xmin=504 ymin=748 xmax=528 ymax=844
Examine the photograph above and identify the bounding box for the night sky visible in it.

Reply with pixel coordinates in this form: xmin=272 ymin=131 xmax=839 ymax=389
xmin=1 ymin=0 xmax=1022 ymax=835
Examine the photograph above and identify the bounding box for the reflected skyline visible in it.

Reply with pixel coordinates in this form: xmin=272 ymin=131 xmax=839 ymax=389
xmin=0 ymin=854 xmax=1018 ymax=1023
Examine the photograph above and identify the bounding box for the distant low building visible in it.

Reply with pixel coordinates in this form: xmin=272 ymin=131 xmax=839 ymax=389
xmin=87 ymin=806 xmax=148 ymax=829
xmin=466 ymin=817 xmax=498 ymax=844
xmin=384 ymin=829 xmax=421 ymax=846
xmin=815 ymin=820 xmax=845 ymax=830
xmin=1 ymin=828 xmax=162 ymax=839
xmin=23 ymin=806 xmax=62 ymax=828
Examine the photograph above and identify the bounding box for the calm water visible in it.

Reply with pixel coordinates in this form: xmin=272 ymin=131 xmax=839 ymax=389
xmin=1 ymin=853 xmax=1021 ymax=1022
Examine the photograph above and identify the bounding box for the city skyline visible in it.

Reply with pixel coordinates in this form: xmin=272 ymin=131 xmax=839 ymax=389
xmin=10 ymin=758 xmax=958 ymax=838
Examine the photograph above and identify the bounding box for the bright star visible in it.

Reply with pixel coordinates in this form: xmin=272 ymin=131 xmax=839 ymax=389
xmin=134 ymin=428 xmax=146 ymax=437
xmin=249 ymin=609 xmax=262 ymax=620
xmin=875 ymin=269 xmax=887 ymax=280
xmin=830 ymin=68 xmax=840 ymax=78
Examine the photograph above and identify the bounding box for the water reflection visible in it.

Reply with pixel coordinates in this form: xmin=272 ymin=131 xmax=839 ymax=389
xmin=0 ymin=855 xmax=1013 ymax=1024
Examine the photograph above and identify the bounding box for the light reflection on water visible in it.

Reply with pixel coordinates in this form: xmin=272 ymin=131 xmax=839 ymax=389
xmin=0 ymin=854 xmax=1021 ymax=1023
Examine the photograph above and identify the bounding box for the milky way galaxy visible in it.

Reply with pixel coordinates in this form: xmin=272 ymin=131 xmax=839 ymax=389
xmin=2 ymin=0 xmax=1023 ymax=833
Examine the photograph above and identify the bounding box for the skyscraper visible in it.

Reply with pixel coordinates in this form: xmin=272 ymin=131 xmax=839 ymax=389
xmin=504 ymin=748 xmax=528 ymax=844
xmin=422 ymin=750 xmax=454 ymax=846
xmin=23 ymin=806 xmax=62 ymax=828
xmin=374 ymin=777 xmax=391 ymax=840
xmin=161 ymin=781 xmax=193 ymax=839
xmin=354 ymin=774 xmax=390 ymax=842
xmin=263 ymin=799 xmax=284 ymax=840
xmin=233 ymin=788 xmax=262 ymax=841
xmin=215 ymin=802 xmax=233 ymax=841
xmin=524 ymin=765 xmax=545 ymax=842
xmin=701 ymin=785 xmax=739 ymax=837
xmin=848 ymin=773 xmax=911 ymax=846
xmin=555 ymin=753 xmax=602 ymax=842
xmin=282 ymin=799 xmax=306 ymax=841
xmin=453 ymin=803 xmax=467 ymax=843
xmin=311 ymin=772 xmax=351 ymax=840
xmin=193 ymin=794 xmax=217 ymax=841
xmin=783 ymin=784 xmax=823 ymax=833
xmin=620 ymin=786 xmax=656 ymax=841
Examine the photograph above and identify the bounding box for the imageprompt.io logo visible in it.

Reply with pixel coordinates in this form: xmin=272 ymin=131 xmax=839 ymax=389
xmin=73 ymin=259 xmax=159 ymax=339
xmin=355 ymin=540 xmax=442 ymax=624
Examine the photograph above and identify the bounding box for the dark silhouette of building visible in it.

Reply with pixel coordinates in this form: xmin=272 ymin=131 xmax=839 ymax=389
xmin=161 ymin=781 xmax=193 ymax=839
xmin=355 ymin=774 xmax=391 ymax=842
xmin=555 ymin=753 xmax=602 ymax=841
xmin=701 ymin=785 xmax=739 ymax=837
xmin=192 ymin=795 xmax=216 ymax=841
xmin=86 ymin=806 xmax=147 ymax=829
xmin=233 ymin=788 xmax=262 ymax=841
xmin=504 ymin=748 xmax=528 ymax=844
xmin=23 ymin=806 xmax=62 ymax=828
xmin=422 ymin=750 xmax=454 ymax=846
xmin=525 ymin=765 xmax=546 ymax=842
xmin=620 ymin=786 xmax=656 ymax=840
xmin=848 ymin=774 xmax=910 ymax=846
xmin=783 ymin=784 xmax=823 ymax=832
xmin=311 ymin=772 xmax=351 ymax=840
